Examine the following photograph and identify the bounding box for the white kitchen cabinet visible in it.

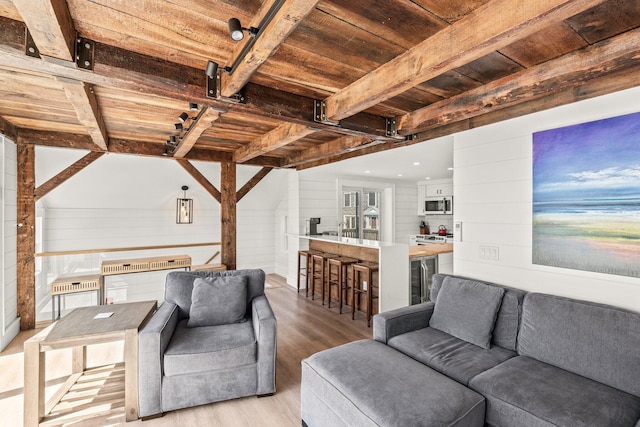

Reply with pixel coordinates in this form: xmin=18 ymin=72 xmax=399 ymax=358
xmin=425 ymin=182 xmax=453 ymax=197
xmin=417 ymin=185 xmax=426 ymax=214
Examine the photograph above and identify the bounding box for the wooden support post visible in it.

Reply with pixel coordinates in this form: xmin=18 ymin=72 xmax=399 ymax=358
xmin=221 ymin=162 xmax=237 ymax=270
xmin=17 ymin=143 xmax=36 ymax=330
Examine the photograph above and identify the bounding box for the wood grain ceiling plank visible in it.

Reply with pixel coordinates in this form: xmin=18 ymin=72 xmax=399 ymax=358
xmin=59 ymin=80 xmax=108 ymax=150
xmin=317 ymin=0 xmax=447 ymax=49
xmin=8 ymin=117 xmax=87 ymax=134
xmin=68 ymin=0 xmax=235 ymax=65
xmin=399 ymin=27 xmax=640 ymax=133
xmin=411 ymin=0 xmax=491 ymax=23
xmin=565 ymin=0 xmax=640 ymax=44
xmin=323 ymin=0 xmax=609 ymax=122
xmin=498 ymin=21 xmax=588 ymax=67
xmin=13 ymin=0 xmax=75 ymax=61
xmin=35 ymin=151 xmax=104 ymax=200
xmin=173 ymin=107 xmax=220 ymax=158
xmin=282 ymin=8 xmax=403 ymax=73
xmin=233 ymin=122 xmax=316 ymax=163
xmin=222 ymin=0 xmax=321 ymax=97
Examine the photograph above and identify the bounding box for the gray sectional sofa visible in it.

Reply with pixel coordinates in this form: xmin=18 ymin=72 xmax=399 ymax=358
xmin=301 ymin=274 xmax=640 ymax=427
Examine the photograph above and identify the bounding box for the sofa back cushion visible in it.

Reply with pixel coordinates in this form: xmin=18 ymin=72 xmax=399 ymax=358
xmin=519 ymin=293 xmax=640 ymax=397
xmin=165 ymin=269 xmax=265 ymax=320
xmin=429 ymin=276 xmax=505 ymax=349
xmin=432 ymin=274 xmax=527 ymax=351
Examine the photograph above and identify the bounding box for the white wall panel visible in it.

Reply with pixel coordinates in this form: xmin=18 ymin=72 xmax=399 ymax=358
xmin=453 ymin=86 xmax=640 ymax=313
xmin=1 ymin=135 xmax=19 ymax=350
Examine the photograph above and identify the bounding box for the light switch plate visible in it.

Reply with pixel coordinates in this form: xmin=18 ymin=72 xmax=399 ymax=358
xmin=453 ymin=221 xmax=462 ymax=242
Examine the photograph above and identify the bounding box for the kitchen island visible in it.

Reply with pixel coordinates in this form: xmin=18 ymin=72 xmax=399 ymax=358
xmin=299 ymin=235 xmax=409 ymax=313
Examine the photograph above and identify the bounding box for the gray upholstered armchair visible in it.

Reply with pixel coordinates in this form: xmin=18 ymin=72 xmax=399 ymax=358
xmin=138 ymin=269 xmax=277 ymax=418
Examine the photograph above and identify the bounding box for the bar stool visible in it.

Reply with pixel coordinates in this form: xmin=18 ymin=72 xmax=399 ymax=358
xmin=326 ymin=256 xmax=359 ymax=313
xmin=351 ymin=261 xmax=379 ymax=327
xmin=310 ymin=253 xmax=328 ymax=301
xmin=297 ymin=249 xmax=323 ymax=294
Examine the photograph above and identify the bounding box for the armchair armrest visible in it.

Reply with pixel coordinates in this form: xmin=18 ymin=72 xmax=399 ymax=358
xmin=138 ymin=302 xmax=179 ymax=418
xmin=373 ymin=302 xmax=435 ymax=344
xmin=252 ymin=294 xmax=277 ymax=395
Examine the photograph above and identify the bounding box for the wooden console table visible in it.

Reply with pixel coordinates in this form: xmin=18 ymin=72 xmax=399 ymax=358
xmin=101 ymin=254 xmax=192 ymax=276
xmin=24 ymin=301 xmax=157 ymax=425
xmin=50 ymin=273 xmax=102 ymax=322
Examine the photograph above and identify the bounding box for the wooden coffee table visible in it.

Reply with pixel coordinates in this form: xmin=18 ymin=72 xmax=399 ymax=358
xmin=24 ymin=301 xmax=157 ymax=426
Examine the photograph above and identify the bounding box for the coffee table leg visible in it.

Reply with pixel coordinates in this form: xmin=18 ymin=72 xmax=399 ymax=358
xmin=124 ymin=328 xmax=139 ymax=421
xmin=24 ymin=339 xmax=45 ymax=427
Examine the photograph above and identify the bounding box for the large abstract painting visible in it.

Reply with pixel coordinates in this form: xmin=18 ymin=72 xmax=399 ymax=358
xmin=533 ymin=111 xmax=640 ymax=278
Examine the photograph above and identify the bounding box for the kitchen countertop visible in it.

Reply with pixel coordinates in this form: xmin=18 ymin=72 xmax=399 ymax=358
xmin=409 ymin=244 xmax=453 ymax=258
xmin=297 ymin=234 xmax=403 ymax=248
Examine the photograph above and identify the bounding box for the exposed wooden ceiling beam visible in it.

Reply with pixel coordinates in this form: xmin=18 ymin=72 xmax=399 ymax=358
xmin=14 ymin=2 xmax=110 ymax=150
xmin=176 ymin=159 xmax=221 ymax=203
xmin=299 ymin=64 xmax=640 ymax=170
xmin=222 ymin=0 xmax=320 ymax=97
xmin=236 ymin=167 xmax=273 ymax=202
xmin=398 ymin=27 xmax=640 ymax=134
xmin=323 ymin=0 xmax=608 ymax=122
xmin=12 ymin=0 xmax=75 ymax=61
xmin=173 ymin=107 xmax=220 ymax=158
xmin=233 ymin=122 xmax=316 ymax=163
xmin=0 ymin=16 xmax=392 ymax=142
xmin=59 ymin=79 xmax=108 ymax=150
xmin=35 ymin=151 xmax=104 ymax=200
xmin=15 ymin=128 xmax=283 ymax=166
xmin=283 ymin=135 xmax=385 ymax=167
xmin=0 ymin=115 xmax=18 ymax=141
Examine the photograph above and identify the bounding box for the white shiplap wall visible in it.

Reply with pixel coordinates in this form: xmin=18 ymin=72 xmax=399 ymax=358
xmin=453 ymin=86 xmax=640 ymax=313
xmin=1 ymin=136 xmax=19 ymax=350
xmin=33 ymin=147 xmax=286 ymax=321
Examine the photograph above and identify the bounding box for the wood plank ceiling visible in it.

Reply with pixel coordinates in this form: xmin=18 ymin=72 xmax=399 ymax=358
xmin=1 ymin=0 xmax=640 ymax=170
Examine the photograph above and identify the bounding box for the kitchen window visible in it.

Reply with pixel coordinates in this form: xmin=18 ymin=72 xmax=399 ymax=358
xmin=340 ymin=187 xmax=381 ymax=241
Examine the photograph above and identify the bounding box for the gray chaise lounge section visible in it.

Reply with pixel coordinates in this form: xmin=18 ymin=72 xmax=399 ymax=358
xmin=138 ymin=269 xmax=276 ymax=418
xmin=302 ymin=274 xmax=640 ymax=427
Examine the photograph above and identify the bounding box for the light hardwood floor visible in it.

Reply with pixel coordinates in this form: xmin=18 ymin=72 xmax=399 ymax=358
xmin=1 ymin=274 xmax=372 ymax=426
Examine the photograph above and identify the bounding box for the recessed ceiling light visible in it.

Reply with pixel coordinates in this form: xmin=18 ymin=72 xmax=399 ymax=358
xmin=364 ymin=170 xmax=371 ymax=174
xmin=425 ymin=177 xmax=431 ymax=180
xmin=447 ymin=167 xmax=454 ymax=171
xmin=413 ymin=162 xmax=420 ymax=166
xmin=397 ymin=174 xmax=403 ymax=177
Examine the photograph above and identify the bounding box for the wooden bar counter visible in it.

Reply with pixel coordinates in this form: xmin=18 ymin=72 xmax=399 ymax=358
xmin=300 ymin=235 xmax=409 ymax=313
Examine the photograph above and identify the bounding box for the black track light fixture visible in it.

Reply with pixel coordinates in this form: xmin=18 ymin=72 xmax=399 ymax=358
xmin=178 ymin=112 xmax=189 ymax=123
xmin=189 ymin=102 xmax=198 ymax=111
xmin=228 ymin=18 xmax=258 ymax=42
xmin=174 ymin=123 xmax=183 ymax=131
xmin=205 ymin=60 xmax=218 ymax=79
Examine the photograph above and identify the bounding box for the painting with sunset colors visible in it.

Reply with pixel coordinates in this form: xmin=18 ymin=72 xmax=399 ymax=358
xmin=533 ymin=112 xmax=640 ymax=278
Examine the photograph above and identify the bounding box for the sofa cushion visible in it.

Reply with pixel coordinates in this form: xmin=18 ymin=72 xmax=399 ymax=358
xmin=388 ymin=326 xmax=516 ymax=385
xmin=432 ymin=274 xmax=526 ymax=351
xmin=429 ymin=276 xmax=504 ymax=349
xmin=164 ymin=319 xmax=256 ymax=376
xmin=302 ymin=340 xmax=485 ymax=427
xmin=165 ymin=269 xmax=265 ymax=320
xmin=188 ymin=276 xmax=247 ymax=327
xmin=519 ymin=293 xmax=640 ymax=397
xmin=469 ymin=355 xmax=640 ymax=427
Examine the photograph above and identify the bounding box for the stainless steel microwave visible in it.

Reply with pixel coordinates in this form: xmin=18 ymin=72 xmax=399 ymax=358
xmin=424 ymin=196 xmax=453 ymax=215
